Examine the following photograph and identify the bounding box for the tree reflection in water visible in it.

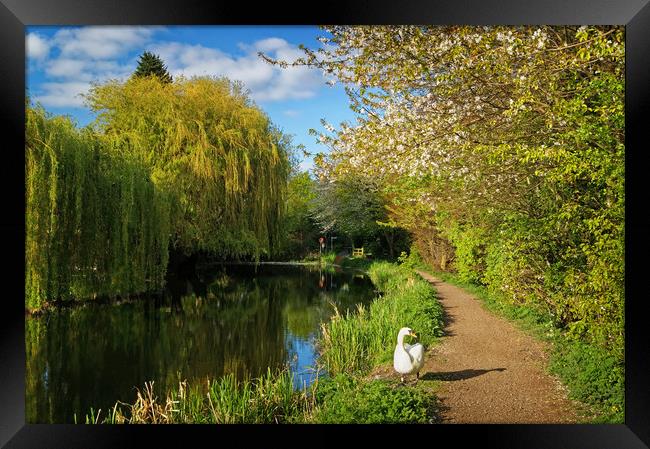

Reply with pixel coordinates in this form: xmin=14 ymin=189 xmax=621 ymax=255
xmin=26 ymin=263 xmax=375 ymax=423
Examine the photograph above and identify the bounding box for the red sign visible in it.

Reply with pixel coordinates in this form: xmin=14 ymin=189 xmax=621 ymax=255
xmin=319 ymin=237 xmax=325 ymax=243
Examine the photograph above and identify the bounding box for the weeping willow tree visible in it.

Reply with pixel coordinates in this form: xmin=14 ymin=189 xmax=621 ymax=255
xmin=85 ymin=76 xmax=291 ymax=259
xmin=26 ymin=76 xmax=291 ymax=310
xmin=26 ymin=106 xmax=172 ymax=310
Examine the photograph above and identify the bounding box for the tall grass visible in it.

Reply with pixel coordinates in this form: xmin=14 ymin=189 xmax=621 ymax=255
xmin=319 ymin=261 xmax=444 ymax=375
xmin=86 ymin=368 xmax=438 ymax=424
xmin=90 ymin=369 xmax=314 ymax=424
xmin=311 ymin=373 xmax=437 ymax=424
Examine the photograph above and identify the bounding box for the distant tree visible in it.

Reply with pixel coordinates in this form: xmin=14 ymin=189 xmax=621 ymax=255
xmin=280 ymin=171 xmax=320 ymax=259
xmin=312 ymin=174 xmax=408 ymax=258
xmin=132 ymin=51 xmax=173 ymax=83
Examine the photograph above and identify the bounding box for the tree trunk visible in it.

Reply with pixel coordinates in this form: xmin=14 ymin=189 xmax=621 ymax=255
xmin=384 ymin=230 xmax=395 ymax=259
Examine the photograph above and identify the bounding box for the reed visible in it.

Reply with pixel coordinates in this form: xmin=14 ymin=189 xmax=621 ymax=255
xmin=94 ymin=369 xmax=314 ymax=424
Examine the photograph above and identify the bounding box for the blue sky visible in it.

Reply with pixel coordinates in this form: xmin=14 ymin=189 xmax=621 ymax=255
xmin=25 ymin=25 xmax=357 ymax=172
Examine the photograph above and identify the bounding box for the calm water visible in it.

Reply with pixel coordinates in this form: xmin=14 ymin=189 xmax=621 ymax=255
xmin=26 ymin=264 xmax=376 ymax=423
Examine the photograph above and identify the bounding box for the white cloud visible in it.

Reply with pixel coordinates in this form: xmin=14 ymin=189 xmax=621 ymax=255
xmin=35 ymin=57 xmax=136 ymax=107
xmin=31 ymin=26 xmax=161 ymax=108
xmin=26 ymin=33 xmax=50 ymax=60
xmin=52 ymin=26 xmax=158 ymax=59
xmin=253 ymin=37 xmax=289 ymax=53
xmin=45 ymin=58 xmax=87 ymax=78
xmin=36 ymin=82 xmax=91 ymax=108
xmin=45 ymin=58 xmax=131 ymax=81
xmin=151 ymin=38 xmax=323 ymax=102
xmin=283 ymin=109 xmax=301 ymax=117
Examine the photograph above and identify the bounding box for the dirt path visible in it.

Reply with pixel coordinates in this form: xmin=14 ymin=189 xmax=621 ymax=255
xmin=412 ymin=271 xmax=580 ymax=423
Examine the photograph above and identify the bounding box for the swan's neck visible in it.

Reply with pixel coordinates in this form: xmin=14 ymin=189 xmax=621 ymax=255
xmin=397 ymin=333 xmax=407 ymax=349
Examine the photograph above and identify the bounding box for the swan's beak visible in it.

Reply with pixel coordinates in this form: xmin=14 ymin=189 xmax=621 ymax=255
xmin=409 ymin=331 xmax=417 ymax=338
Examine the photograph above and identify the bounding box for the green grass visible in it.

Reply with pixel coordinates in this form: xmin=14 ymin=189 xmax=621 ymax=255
xmin=320 ymin=252 xmax=337 ymax=265
xmin=339 ymin=256 xmax=373 ymax=271
xmin=424 ymin=268 xmax=624 ymax=423
xmin=86 ymin=369 xmax=314 ymax=424
xmin=312 ymin=374 xmax=437 ymax=424
xmin=318 ymin=261 xmax=444 ymax=376
xmin=85 ymin=369 xmax=440 ymax=424
xmin=320 ymin=253 xmax=372 ymax=271
xmin=548 ymin=340 xmax=624 ymax=423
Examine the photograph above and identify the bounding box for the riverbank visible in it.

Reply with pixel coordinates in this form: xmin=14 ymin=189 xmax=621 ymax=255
xmin=25 ymin=290 xmax=163 ymax=317
xmin=26 ymin=261 xmax=324 ymax=316
xmin=82 ymin=260 xmax=446 ymax=424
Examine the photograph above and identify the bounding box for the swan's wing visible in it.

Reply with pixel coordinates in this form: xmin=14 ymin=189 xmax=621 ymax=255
xmin=394 ymin=345 xmax=413 ymax=372
xmin=407 ymin=343 xmax=424 ymax=365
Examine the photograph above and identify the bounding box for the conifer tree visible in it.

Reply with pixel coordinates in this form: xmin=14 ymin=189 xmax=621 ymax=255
xmin=132 ymin=51 xmax=173 ymax=83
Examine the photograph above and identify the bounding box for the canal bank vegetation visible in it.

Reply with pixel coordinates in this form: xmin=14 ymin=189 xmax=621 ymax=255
xmin=83 ymin=261 xmax=444 ymax=424
xmin=319 ymin=261 xmax=444 ymax=375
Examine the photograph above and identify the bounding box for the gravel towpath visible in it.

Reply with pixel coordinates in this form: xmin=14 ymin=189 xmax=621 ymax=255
xmin=412 ymin=271 xmax=580 ymax=423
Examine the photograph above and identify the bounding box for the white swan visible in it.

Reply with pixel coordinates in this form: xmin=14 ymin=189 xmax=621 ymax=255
xmin=393 ymin=327 xmax=424 ymax=383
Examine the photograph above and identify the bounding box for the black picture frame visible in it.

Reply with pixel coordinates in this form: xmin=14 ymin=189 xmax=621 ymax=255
xmin=2 ymin=0 xmax=649 ymax=447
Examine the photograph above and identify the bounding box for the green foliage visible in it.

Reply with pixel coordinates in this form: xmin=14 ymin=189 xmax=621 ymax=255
xmin=313 ymin=175 xmax=383 ymax=241
xmin=549 ymin=341 xmax=624 ymax=423
xmin=397 ymin=245 xmax=427 ymax=270
xmin=86 ymin=75 xmax=291 ymax=260
xmin=311 ymin=174 xmax=409 ymax=258
xmin=25 ymin=106 xmax=171 ymax=310
xmin=132 ymin=51 xmax=173 ymax=83
xmin=312 ymin=374 xmax=433 ymax=423
xmin=320 ymin=251 xmax=337 ymax=265
xmin=27 ymin=75 xmax=293 ymax=308
xmin=287 ymin=25 xmax=624 ymax=360
xmin=437 ymin=217 xmax=487 ymax=284
xmin=319 ymin=262 xmax=444 ymax=375
xmin=278 ymin=171 xmax=321 ymax=259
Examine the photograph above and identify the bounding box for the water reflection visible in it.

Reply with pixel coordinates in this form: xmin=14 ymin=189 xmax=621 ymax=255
xmin=26 ymin=263 xmax=375 ymax=423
